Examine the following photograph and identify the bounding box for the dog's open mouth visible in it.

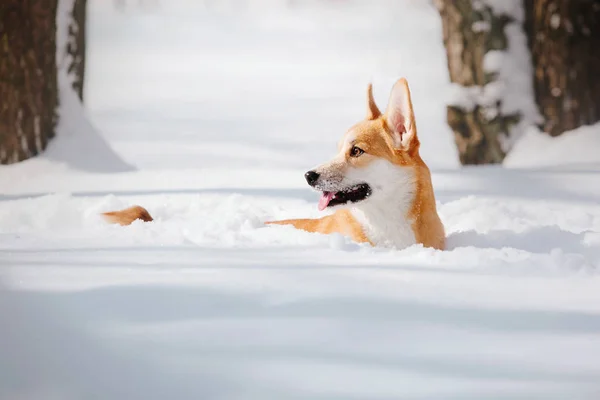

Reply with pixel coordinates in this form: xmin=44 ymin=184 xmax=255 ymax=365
xmin=318 ymin=183 xmax=372 ymax=211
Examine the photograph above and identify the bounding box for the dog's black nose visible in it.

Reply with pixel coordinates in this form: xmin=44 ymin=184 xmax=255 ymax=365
xmin=304 ymin=170 xmax=320 ymax=186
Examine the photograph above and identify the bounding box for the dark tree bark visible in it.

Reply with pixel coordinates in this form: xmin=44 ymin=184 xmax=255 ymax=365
xmin=68 ymin=0 xmax=87 ymax=101
xmin=437 ymin=0 xmax=600 ymax=165
xmin=0 ymin=0 xmax=58 ymax=164
xmin=0 ymin=0 xmax=87 ymax=165
xmin=434 ymin=0 xmax=520 ymax=165
xmin=524 ymin=0 xmax=600 ymax=136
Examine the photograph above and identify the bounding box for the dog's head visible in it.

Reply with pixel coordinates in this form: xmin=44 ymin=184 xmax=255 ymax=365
xmin=306 ymin=78 xmax=424 ymax=211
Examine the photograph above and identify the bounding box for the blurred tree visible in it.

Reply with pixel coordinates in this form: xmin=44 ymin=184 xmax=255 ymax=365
xmin=434 ymin=0 xmax=518 ymax=165
xmin=0 ymin=0 xmax=87 ymax=164
xmin=436 ymin=0 xmax=600 ymax=165
xmin=0 ymin=0 xmax=58 ymax=164
xmin=524 ymin=0 xmax=600 ymax=137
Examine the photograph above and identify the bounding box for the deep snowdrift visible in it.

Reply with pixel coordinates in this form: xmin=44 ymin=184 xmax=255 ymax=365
xmin=1 ymin=0 xmax=600 ymax=399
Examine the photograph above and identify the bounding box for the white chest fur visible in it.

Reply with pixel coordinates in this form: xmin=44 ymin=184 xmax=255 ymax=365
xmin=351 ymin=205 xmax=416 ymax=249
xmin=342 ymin=159 xmax=416 ymax=249
xmin=346 ymin=160 xmax=417 ymax=249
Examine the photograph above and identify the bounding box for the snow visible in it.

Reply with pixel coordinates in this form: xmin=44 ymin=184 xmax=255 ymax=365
xmin=496 ymin=16 xmax=541 ymax=151
xmin=506 ymin=122 xmax=600 ymax=168
xmin=481 ymin=0 xmax=525 ymax=21
xmin=46 ymin=0 xmax=134 ymax=172
xmin=550 ymin=14 xmax=561 ymax=29
xmin=1 ymin=0 xmax=600 ymax=399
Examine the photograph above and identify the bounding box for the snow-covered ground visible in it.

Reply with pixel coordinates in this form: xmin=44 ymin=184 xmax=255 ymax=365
xmin=2 ymin=1 xmax=600 ymax=398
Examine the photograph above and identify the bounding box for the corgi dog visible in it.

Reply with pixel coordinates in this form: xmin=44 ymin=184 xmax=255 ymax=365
xmin=103 ymin=78 xmax=444 ymax=250
xmin=267 ymin=78 xmax=445 ymax=250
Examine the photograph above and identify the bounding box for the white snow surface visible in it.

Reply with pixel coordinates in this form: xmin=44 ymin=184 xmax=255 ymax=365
xmin=505 ymin=122 xmax=600 ymax=168
xmin=2 ymin=1 xmax=600 ymax=399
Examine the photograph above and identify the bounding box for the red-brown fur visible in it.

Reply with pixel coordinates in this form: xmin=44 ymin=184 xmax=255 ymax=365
xmin=102 ymin=205 xmax=153 ymax=226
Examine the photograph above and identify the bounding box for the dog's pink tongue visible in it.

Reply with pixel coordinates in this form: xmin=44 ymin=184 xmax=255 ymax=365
xmin=318 ymin=192 xmax=334 ymax=211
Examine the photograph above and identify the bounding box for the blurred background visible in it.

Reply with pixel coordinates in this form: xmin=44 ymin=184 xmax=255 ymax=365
xmin=1 ymin=0 xmax=459 ymax=175
xmin=85 ymin=0 xmax=457 ymax=169
xmin=2 ymin=0 xmax=599 ymax=174
xmin=86 ymin=0 xmax=457 ymax=171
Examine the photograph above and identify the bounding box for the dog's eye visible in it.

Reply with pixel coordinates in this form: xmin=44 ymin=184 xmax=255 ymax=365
xmin=350 ymin=146 xmax=364 ymax=157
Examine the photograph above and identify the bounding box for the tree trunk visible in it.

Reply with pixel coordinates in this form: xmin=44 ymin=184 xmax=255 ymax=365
xmin=0 ymin=0 xmax=87 ymax=165
xmin=68 ymin=0 xmax=87 ymax=101
xmin=524 ymin=0 xmax=600 ymax=136
xmin=0 ymin=0 xmax=59 ymax=164
xmin=435 ymin=0 xmax=520 ymax=165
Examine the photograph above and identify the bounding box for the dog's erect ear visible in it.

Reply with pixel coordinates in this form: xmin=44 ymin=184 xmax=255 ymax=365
xmin=366 ymin=83 xmax=381 ymax=120
xmin=384 ymin=78 xmax=418 ymax=151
